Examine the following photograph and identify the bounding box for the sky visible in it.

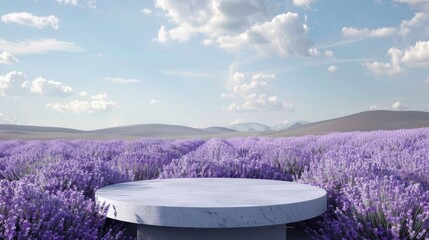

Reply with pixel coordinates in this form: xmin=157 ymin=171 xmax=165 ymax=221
xmin=0 ymin=0 xmax=429 ymax=130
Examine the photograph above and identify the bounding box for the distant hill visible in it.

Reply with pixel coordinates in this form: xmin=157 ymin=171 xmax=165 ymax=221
xmin=228 ymin=122 xmax=271 ymax=132
xmin=0 ymin=124 xmax=83 ymax=133
xmin=1 ymin=110 xmax=429 ymax=140
xmin=269 ymin=110 xmax=429 ymax=137
xmin=204 ymin=127 xmax=238 ymax=134
xmin=271 ymin=121 xmax=310 ymax=131
xmin=0 ymin=123 xmax=241 ymax=140
xmin=91 ymin=124 xmax=216 ymax=137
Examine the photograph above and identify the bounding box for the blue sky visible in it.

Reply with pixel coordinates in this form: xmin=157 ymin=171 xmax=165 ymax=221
xmin=1 ymin=0 xmax=429 ymax=130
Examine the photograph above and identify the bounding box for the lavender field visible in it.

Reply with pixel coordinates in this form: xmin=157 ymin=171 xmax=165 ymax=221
xmin=1 ymin=128 xmax=429 ymax=239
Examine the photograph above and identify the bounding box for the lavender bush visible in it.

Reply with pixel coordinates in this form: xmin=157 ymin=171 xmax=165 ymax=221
xmin=0 ymin=128 xmax=429 ymax=239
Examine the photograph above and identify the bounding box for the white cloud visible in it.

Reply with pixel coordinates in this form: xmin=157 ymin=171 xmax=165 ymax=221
xmin=56 ymin=0 xmax=96 ymax=8
xmin=0 ymin=51 xmax=18 ymax=64
xmin=227 ymin=94 xmax=293 ymax=112
xmin=46 ymin=93 xmax=117 ymax=114
xmin=309 ymin=48 xmax=320 ymax=56
xmin=142 ymin=8 xmax=153 ymax=15
xmin=364 ymin=47 xmax=403 ymax=76
xmin=391 ymin=101 xmax=408 ymax=110
xmin=217 ymin=12 xmax=313 ymax=56
xmin=149 ymin=99 xmax=162 ymax=104
xmin=155 ymin=0 xmax=268 ymax=39
xmin=328 ymin=65 xmax=337 ymax=72
xmin=224 ymin=69 xmax=293 ymax=112
xmin=365 ymin=41 xmax=429 ymax=75
xmin=424 ymin=76 xmax=429 ymax=83
xmin=79 ymin=91 xmax=88 ymax=97
xmin=324 ymin=50 xmax=334 ymax=58
xmin=341 ymin=10 xmax=429 ymax=43
xmin=0 ymin=38 xmax=84 ymax=55
xmin=342 ymin=27 xmax=396 ymax=38
xmin=1 ymin=12 xmax=60 ymax=30
xmin=292 ymin=0 xmax=316 ymax=8
xmin=0 ymin=113 xmax=19 ymax=124
xmin=22 ymin=77 xmax=73 ymax=97
xmin=232 ymin=73 xmax=274 ymax=96
xmin=103 ymin=77 xmax=141 ymax=84
xmin=1 ymin=71 xmax=74 ymax=97
xmin=0 ymin=71 xmax=28 ymax=97
xmin=394 ymin=0 xmax=429 ymax=9
xmin=154 ymin=25 xmax=169 ymax=43
xmin=399 ymin=12 xmax=429 ymax=36
xmin=154 ymin=1 xmax=313 ymax=57
xmin=365 ymin=61 xmax=402 ymax=76
xmin=401 ymin=41 xmax=429 ymax=67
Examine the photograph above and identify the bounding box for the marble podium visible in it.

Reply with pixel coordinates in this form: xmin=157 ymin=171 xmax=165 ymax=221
xmin=95 ymin=178 xmax=327 ymax=240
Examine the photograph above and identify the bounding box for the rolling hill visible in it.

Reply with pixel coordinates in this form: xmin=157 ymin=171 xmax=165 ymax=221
xmin=269 ymin=110 xmax=429 ymax=137
xmin=1 ymin=110 xmax=429 ymax=139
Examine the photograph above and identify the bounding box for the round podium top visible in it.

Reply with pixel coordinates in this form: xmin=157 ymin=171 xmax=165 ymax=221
xmin=95 ymin=178 xmax=327 ymax=228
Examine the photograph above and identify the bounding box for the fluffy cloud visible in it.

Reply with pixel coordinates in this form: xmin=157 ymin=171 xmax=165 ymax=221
xmin=56 ymin=0 xmax=96 ymax=8
xmin=0 ymin=51 xmax=18 ymax=64
xmin=217 ymin=12 xmax=313 ymax=56
xmin=399 ymin=12 xmax=429 ymax=36
xmin=103 ymin=77 xmax=141 ymax=84
xmin=79 ymin=91 xmax=88 ymax=97
xmin=364 ymin=47 xmax=403 ymax=76
xmin=155 ymin=0 xmax=268 ymax=38
xmin=0 ymin=71 xmax=73 ymax=97
xmin=365 ymin=61 xmax=402 ymax=76
xmin=365 ymin=41 xmax=429 ymax=75
xmin=1 ymin=12 xmax=60 ymax=30
xmin=227 ymin=94 xmax=293 ymax=112
xmin=324 ymin=50 xmax=334 ymax=58
xmin=22 ymin=77 xmax=73 ymax=97
xmin=342 ymin=27 xmax=396 ymax=38
xmin=328 ymin=65 xmax=337 ymax=72
xmin=142 ymin=8 xmax=153 ymax=15
xmin=342 ymin=11 xmax=429 ymax=40
xmin=154 ymin=0 xmax=314 ymax=57
xmin=231 ymin=72 xmax=274 ymax=96
xmin=0 ymin=38 xmax=84 ymax=55
xmin=155 ymin=26 xmax=168 ymax=43
xmin=391 ymin=101 xmax=409 ymax=110
xmin=224 ymin=70 xmax=293 ymax=112
xmin=401 ymin=41 xmax=429 ymax=67
xmin=308 ymin=48 xmax=320 ymax=56
xmin=424 ymin=76 xmax=429 ymax=83
xmin=0 ymin=71 xmax=27 ymax=97
xmin=46 ymin=93 xmax=117 ymax=114
xmin=292 ymin=0 xmax=316 ymax=8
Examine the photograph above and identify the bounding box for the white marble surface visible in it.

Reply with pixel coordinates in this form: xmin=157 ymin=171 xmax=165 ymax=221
xmin=95 ymin=178 xmax=327 ymax=228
